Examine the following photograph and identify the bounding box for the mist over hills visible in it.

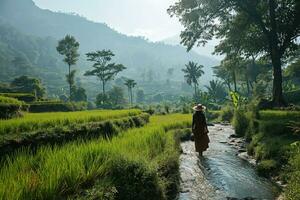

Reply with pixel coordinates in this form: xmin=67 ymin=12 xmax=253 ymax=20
xmin=162 ymin=34 xmax=223 ymax=60
xmin=0 ymin=0 xmax=219 ymax=98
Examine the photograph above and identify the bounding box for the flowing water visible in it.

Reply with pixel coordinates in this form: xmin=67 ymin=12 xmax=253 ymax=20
xmin=179 ymin=124 xmax=276 ymax=200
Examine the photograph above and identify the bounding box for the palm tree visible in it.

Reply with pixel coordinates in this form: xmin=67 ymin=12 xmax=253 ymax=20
xmin=205 ymin=80 xmax=227 ymax=103
xmin=182 ymin=61 xmax=205 ymax=98
xmin=124 ymin=79 xmax=137 ymax=106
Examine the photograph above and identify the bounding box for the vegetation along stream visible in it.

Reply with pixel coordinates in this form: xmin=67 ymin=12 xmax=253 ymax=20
xmin=179 ymin=124 xmax=276 ymax=200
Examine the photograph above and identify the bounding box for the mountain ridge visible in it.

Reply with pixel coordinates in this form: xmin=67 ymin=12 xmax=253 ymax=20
xmin=0 ymin=0 xmax=219 ymax=98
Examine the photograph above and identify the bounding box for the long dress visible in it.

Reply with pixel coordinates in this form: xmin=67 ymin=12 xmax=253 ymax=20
xmin=192 ymin=111 xmax=210 ymax=152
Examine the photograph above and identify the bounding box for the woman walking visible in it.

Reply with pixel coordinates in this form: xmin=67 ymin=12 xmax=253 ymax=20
xmin=192 ymin=104 xmax=210 ymax=156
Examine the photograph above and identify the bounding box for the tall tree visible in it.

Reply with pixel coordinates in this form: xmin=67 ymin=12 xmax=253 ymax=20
xmin=108 ymin=86 xmax=127 ymax=108
xmin=182 ymin=61 xmax=205 ymax=98
xmin=56 ymin=35 xmax=80 ymax=100
xmin=169 ymin=0 xmax=300 ymax=106
xmin=124 ymin=79 xmax=137 ymax=106
xmin=85 ymin=50 xmax=126 ymax=95
xmin=213 ymin=65 xmax=232 ymax=91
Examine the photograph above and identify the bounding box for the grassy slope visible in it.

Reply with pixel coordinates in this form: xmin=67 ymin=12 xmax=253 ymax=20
xmin=0 ymin=114 xmax=191 ymax=200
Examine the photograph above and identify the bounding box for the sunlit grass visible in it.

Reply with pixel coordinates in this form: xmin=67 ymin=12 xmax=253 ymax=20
xmin=0 ymin=114 xmax=191 ymax=200
xmin=0 ymin=109 xmax=141 ymax=137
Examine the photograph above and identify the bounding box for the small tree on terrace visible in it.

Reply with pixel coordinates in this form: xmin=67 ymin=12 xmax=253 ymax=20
xmin=56 ymin=35 xmax=80 ymax=100
xmin=182 ymin=61 xmax=204 ymax=98
xmin=85 ymin=50 xmax=126 ymax=95
xmin=11 ymin=76 xmax=46 ymax=99
xmin=124 ymin=79 xmax=137 ymax=106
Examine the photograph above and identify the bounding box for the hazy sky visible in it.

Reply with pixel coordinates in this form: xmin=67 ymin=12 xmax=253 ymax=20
xmin=33 ymin=0 xmax=182 ymax=42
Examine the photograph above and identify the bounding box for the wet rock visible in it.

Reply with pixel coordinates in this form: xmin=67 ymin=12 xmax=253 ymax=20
xmin=238 ymin=152 xmax=257 ymax=166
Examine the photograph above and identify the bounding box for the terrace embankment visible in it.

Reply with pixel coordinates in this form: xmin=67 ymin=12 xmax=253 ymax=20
xmin=0 ymin=110 xmax=148 ymax=159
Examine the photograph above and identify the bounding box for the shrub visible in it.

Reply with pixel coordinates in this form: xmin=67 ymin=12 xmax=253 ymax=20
xmin=29 ymin=101 xmax=87 ymax=112
xmin=0 ymin=93 xmax=36 ymax=102
xmin=232 ymin=109 xmax=249 ymax=137
xmin=285 ymin=89 xmax=300 ymax=104
xmin=0 ymin=96 xmax=28 ymax=119
xmin=108 ymin=158 xmax=163 ymax=200
xmin=206 ymin=110 xmax=220 ymax=122
xmin=173 ymin=128 xmax=192 ymax=143
xmin=157 ymin=150 xmax=180 ymax=200
xmin=144 ymin=108 xmax=155 ymax=115
xmin=218 ymin=105 xmax=234 ymax=122
xmin=256 ymin=159 xmax=277 ymax=177
xmin=285 ymin=143 xmax=300 ymax=200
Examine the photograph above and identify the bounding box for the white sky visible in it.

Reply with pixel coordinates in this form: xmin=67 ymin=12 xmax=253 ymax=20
xmin=33 ymin=0 xmax=182 ymax=42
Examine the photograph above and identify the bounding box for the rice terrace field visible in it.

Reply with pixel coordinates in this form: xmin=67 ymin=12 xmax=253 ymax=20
xmin=0 ymin=110 xmax=191 ymax=200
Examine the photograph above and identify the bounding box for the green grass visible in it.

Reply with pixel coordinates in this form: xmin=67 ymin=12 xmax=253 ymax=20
xmin=0 ymin=109 xmax=142 ymax=138
xmin=0 ymin=114 xmax=191 ymax=200
xmin=0 ymin=95 xmax=25 ymax=105
xmin=260 ymin=110 xmax=300 ymax=121
xmin=233 ymin=109 xmax=300 ymax=198
xmin=285 ymin=145 xmax=300 ymax=200
xmin=0 ymin=93 xmax=36 ymax=103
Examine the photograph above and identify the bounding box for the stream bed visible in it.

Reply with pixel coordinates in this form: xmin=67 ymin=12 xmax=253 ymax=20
xmin=179 ymin=124 xmax=276 ymax=200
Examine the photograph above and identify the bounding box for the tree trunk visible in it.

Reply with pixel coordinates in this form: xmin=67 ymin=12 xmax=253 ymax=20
xmin=268 ymin=0 xmax=287 ymax=107
xmin=102 ymin=81 xmax=106 ymax=95
xmin=232 ymin=71 xmax=237 ymax=92
xmin=68 ymin=64 xmax=71 ymax=101
xmin=271 ymin=52 xmax=287 ymax=107
xmin=194 ymin=83 xmax=197 ymax=99
xmin=130 ymin=88 xmax=133 ymax=107
xmin=246 ymin=76 xmax=250 ymax=97
xmin=226 ymin=80 xmax=232 ymax=91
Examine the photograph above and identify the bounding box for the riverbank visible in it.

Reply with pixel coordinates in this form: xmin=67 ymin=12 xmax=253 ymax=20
xmin=230 ymin=109 xmax=300 ymax=199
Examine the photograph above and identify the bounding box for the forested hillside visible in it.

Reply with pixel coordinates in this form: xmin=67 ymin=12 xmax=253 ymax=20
xmin=0 ymin=0 xmax=218 ymax=98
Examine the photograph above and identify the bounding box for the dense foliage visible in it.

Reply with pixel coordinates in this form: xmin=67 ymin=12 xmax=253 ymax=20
xmin=169 ymin=0 xmax=300 ymax=106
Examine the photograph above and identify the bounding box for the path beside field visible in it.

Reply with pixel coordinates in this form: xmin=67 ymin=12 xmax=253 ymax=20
xmin=179 ymin=124 xmax=276 ymax=200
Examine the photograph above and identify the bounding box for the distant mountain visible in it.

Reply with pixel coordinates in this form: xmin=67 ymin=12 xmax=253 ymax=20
xmin=0 ymin=0 xmax=219 ymax=98
xmin=162 ymin=34 xmax=223 ymax=61
xmin=0 ymin=20 xmax=67 ymax=95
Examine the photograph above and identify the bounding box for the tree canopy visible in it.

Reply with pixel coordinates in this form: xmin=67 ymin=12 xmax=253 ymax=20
xmin=85 ymin=50 xmax=126 ymax=94
xmin=169 ymin=0 xmax=300 ymax=106
xmin=11 ymin=76 xmax=46 ymax=98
